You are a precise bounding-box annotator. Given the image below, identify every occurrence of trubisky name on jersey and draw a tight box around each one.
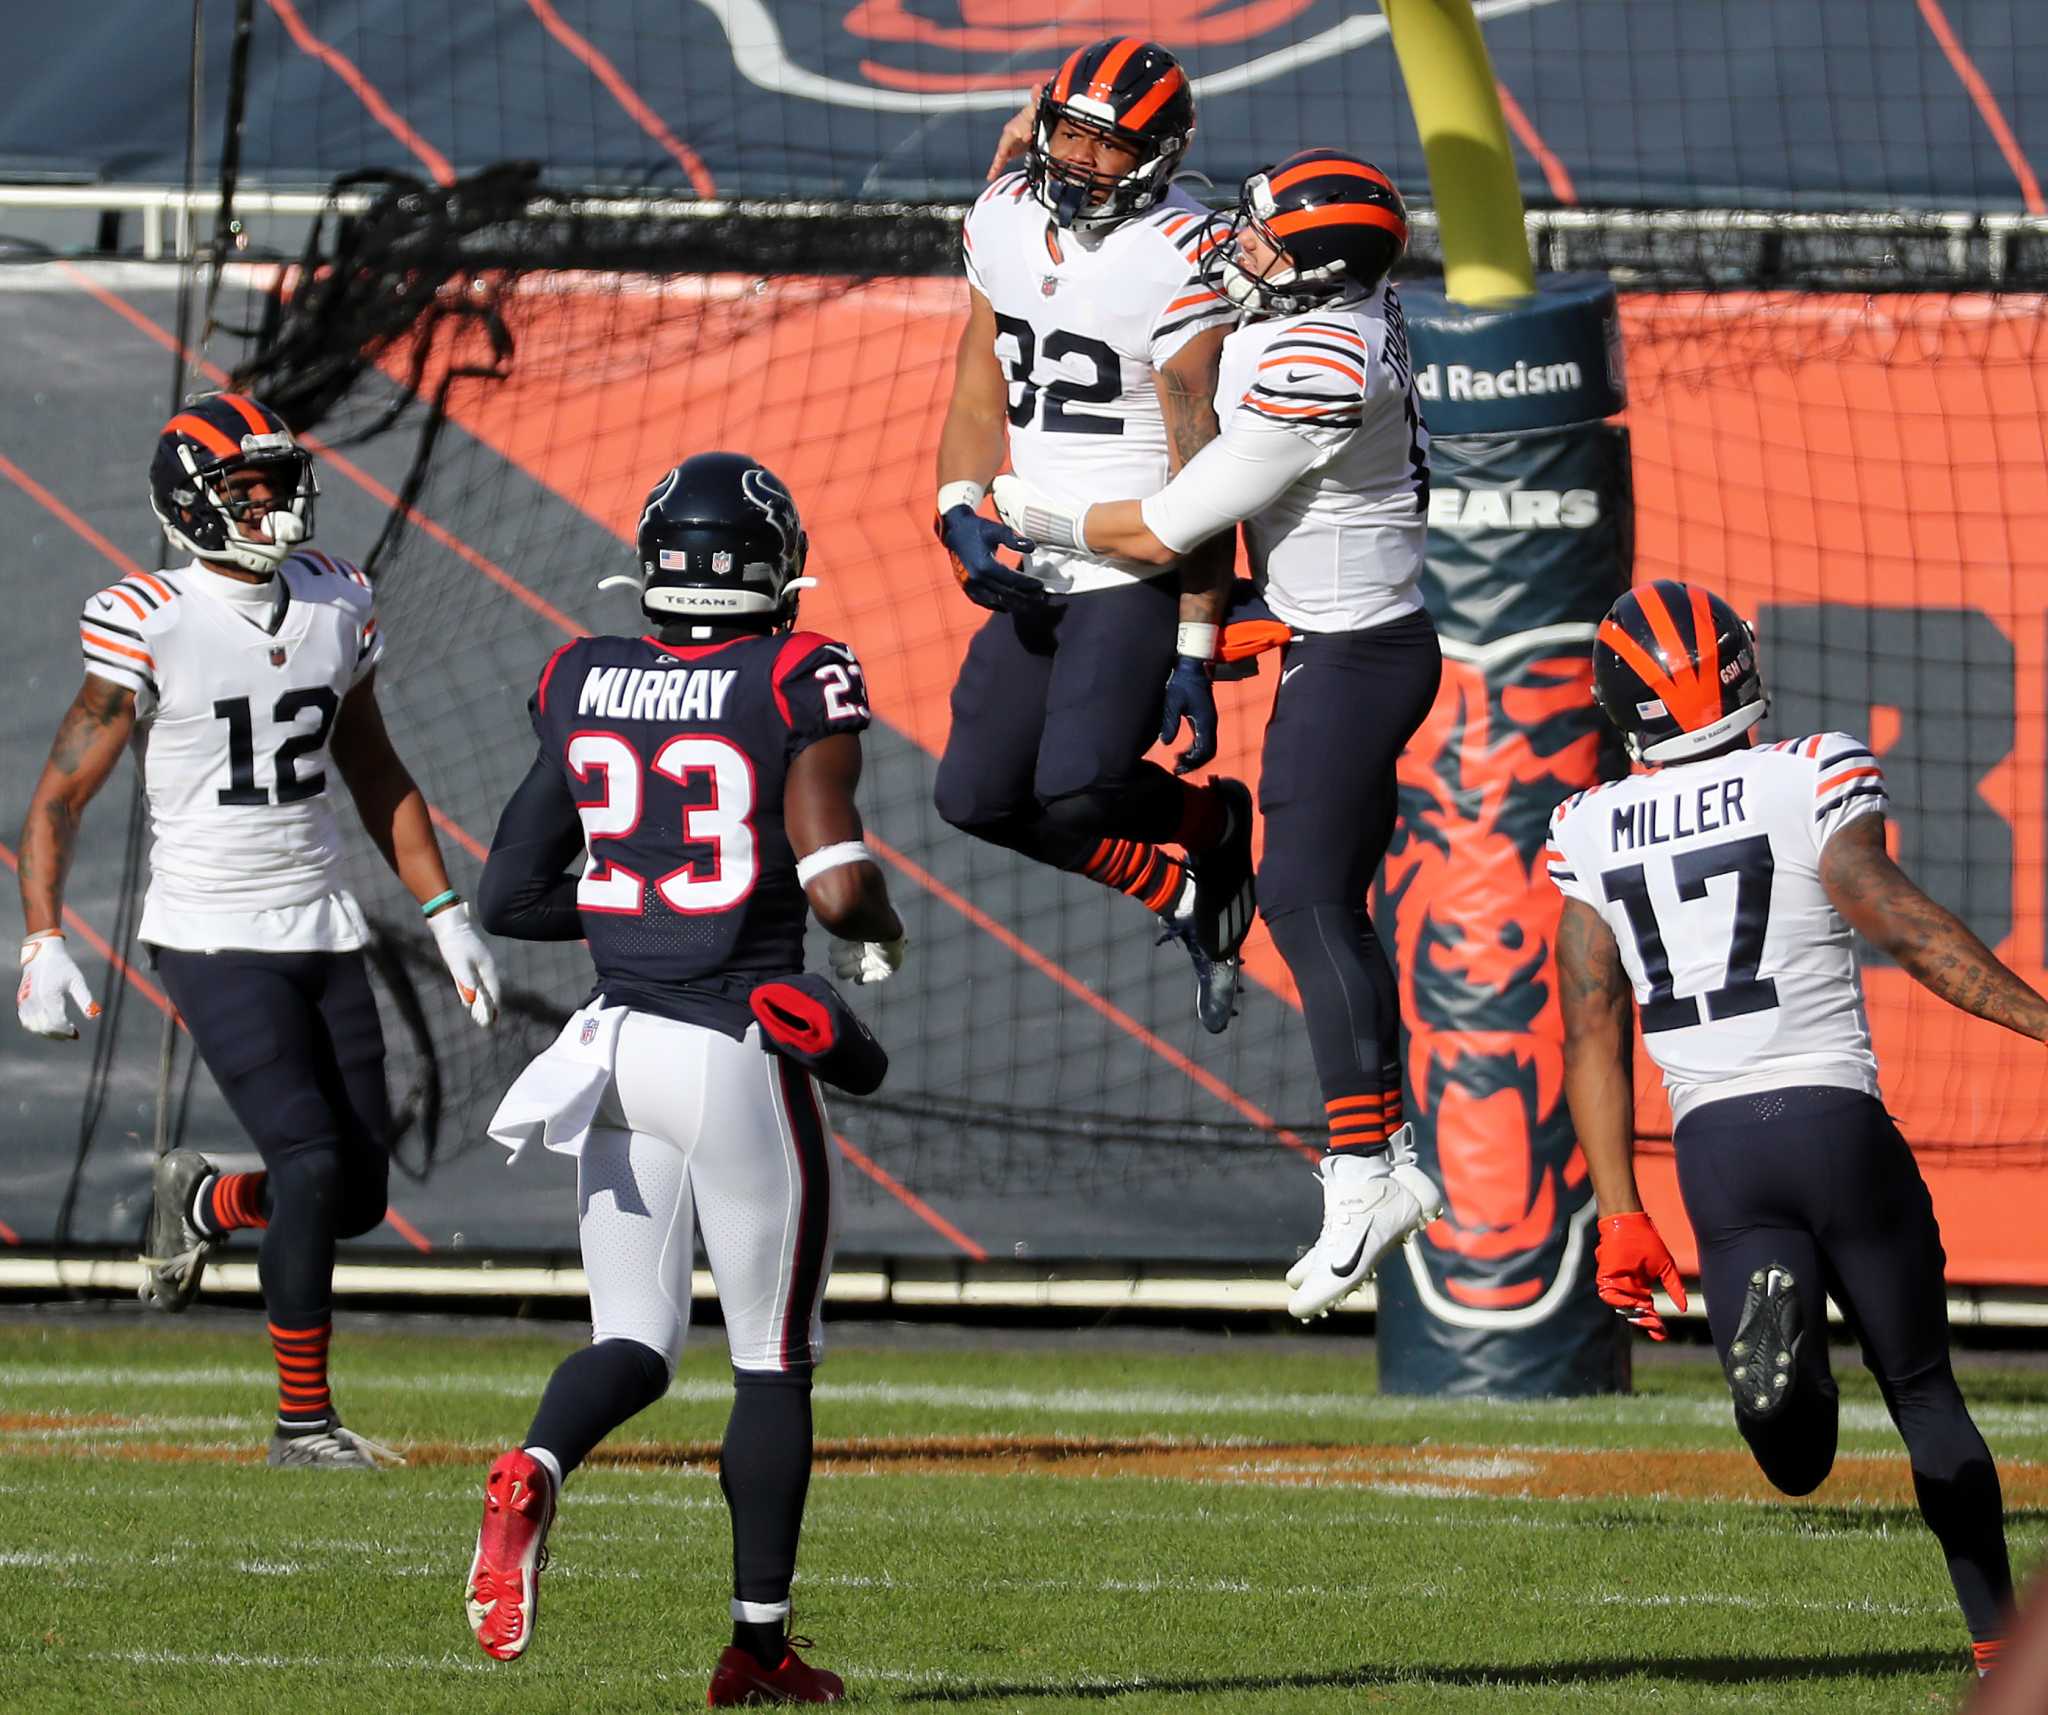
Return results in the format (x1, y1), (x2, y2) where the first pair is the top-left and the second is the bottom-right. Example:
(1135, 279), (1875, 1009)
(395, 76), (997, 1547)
(1610, 779), (1747, 851)
(577, 664), (738, 724)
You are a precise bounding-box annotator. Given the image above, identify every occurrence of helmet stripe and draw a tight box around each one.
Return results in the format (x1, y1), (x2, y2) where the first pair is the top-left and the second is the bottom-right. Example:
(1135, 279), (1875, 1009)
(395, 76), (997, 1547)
(1089, 37), (1145, 102)
(1598, 618), (1683, 712)
(217, 394), (272, 434)
(163, 412), (240, 458)
(1050, 46), (1087, 103)
(1632, 585), (1719, 729)
(1119, 63), (1186, 130)
(1269, 158), (1397, 198)
(1268, 204), (1409, 243)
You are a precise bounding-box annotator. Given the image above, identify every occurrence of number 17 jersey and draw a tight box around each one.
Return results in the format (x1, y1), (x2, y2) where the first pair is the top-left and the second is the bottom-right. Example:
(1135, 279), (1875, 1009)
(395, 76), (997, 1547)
(1547, 733), (1888, 1123)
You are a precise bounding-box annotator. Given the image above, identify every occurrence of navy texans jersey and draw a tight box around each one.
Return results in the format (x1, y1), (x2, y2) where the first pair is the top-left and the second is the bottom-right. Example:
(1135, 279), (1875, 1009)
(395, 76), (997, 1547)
(485, 628), (871, 1032)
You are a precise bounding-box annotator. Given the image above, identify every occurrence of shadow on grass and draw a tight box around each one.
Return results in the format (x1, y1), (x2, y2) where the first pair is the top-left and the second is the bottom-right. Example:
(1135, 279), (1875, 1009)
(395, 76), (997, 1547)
(900, 1648), (1965, 1703)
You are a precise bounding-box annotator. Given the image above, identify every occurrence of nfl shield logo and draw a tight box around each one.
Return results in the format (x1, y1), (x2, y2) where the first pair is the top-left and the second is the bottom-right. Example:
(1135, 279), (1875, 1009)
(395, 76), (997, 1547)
(1040, 276), (1059, 298)
(712, 549), (734, 575)
(579, 1016), (600, 1046)
(268, 646), (288, 668)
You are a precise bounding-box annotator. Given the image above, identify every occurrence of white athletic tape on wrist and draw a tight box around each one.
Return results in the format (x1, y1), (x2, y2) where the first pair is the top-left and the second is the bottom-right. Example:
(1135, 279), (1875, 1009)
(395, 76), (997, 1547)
(1176, 622), (1219, 662)
(795, 841), (873, 887)
(936, 480), (987, 516)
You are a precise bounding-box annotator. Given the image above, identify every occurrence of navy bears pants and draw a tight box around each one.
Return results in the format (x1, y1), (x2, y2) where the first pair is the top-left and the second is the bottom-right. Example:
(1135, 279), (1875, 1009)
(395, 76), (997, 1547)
(1675, 1085), (2011, 1641)
(934, 578), (1189, 868)
(1256, 612), (1441, 1143)
(153, 945), (393, 1327)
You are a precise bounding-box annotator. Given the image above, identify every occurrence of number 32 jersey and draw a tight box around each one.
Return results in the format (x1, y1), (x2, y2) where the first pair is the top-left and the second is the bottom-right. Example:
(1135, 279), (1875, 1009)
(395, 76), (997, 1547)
(1547, 734), (1889, 1123)
(79, 553), (382, 953)
(527, 629), (871, 1023)
(963, 171), (1236, 592)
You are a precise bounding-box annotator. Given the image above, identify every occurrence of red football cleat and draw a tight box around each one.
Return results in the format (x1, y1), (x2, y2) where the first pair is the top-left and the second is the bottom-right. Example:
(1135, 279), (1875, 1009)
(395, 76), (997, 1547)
(465, 1449), (556, 1661)
(706, 1641), (845, 1705)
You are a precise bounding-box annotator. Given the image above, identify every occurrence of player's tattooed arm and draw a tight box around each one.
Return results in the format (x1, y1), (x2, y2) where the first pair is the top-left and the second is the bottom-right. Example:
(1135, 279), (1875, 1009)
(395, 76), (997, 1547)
(1555, 896), (1646, 1216)
(1820, 812), (2048, 1041)
(330, 672), (459, 908)
(1157, 329), (1233, 627)
(18, 677), (136, 936)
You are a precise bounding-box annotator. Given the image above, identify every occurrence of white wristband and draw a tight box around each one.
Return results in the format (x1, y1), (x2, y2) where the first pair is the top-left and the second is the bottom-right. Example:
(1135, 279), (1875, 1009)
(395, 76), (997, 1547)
(796, 841), (874, 886)
(1176, 622), (1219, 662)
(936, 480), (987, 516)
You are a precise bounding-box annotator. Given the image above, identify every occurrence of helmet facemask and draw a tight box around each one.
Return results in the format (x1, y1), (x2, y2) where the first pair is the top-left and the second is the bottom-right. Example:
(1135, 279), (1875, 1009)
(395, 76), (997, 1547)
(1205, 174), (1353, 320)
(1026, 98), (1188, 232)
(155, 443), (319, 577)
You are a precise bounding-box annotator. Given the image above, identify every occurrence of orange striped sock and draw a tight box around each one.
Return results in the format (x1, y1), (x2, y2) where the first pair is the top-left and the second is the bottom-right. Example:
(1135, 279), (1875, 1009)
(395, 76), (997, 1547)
(1079, 838), (1187, 915)
(1972, 1638), (2003, 1675)
(270, 1320), (333, 1430)
(1326, 1090), (1404, 1152)
(206, 1171), (269, 1233)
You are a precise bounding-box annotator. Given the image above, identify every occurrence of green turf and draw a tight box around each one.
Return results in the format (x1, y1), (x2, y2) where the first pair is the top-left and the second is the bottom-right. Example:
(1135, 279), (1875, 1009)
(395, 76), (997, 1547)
(0, 1313), (2038, 1713)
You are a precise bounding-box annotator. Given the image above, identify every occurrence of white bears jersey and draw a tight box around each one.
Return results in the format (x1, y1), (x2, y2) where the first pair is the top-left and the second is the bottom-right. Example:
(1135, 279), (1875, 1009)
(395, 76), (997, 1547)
(1548, 734), (1890, 1124)
(1210, 283), (1429, 633)
(79, 551), (384, 952)
(963, 170), (1236, 593)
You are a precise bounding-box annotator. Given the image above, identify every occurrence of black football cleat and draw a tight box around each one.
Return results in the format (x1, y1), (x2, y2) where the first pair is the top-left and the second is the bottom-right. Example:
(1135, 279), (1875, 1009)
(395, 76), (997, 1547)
(1725, 1264), (1802, 1419)
(1189, 778), (1256, 966)
(139, 1149), (220, 1313)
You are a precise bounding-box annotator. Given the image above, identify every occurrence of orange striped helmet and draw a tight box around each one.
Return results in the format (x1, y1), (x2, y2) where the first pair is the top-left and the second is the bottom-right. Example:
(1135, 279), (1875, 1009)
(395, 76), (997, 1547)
(1207, 149), (1408, 319)
(150, 392), (317, 575)
(1027, 38), (1193, 231)
(1593, 581), (1769, 763)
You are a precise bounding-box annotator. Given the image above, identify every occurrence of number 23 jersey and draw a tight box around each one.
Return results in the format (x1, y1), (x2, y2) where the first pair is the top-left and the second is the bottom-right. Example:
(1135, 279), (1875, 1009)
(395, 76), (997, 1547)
(964, 172), (1235, 592)
(527, 628), (871, 1017)
(1547, 734), (1888, 1122)
(79, 552), (382, 952)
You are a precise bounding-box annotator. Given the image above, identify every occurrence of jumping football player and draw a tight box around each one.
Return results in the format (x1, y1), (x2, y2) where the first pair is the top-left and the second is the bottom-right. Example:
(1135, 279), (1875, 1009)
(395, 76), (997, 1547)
(935, 36), (1256, 1033)
(16, 392), (500, 1468)
(1552, 580), (2023, 1670)
(464, 453), (902, 1704)
(992, 152), (1443, 1318)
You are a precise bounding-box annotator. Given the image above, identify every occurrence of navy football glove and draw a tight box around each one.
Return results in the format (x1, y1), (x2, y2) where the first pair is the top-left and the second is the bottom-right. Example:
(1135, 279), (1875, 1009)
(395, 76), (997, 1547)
(1159, 655), (1218, 775)
(936, 504), (1050, 615)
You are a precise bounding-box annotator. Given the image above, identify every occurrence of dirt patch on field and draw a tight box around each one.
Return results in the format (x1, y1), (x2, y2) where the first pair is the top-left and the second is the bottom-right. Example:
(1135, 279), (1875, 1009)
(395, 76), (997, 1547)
(7, 1425), (2048, 1509)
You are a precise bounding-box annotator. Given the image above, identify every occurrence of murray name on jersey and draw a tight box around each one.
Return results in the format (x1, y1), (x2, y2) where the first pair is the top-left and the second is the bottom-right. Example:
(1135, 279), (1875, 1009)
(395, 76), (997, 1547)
(1548, 733), (1887, 1123)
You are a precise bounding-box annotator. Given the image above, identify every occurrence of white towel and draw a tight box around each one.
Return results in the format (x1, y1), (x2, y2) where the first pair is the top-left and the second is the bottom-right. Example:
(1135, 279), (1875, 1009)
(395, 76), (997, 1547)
(487, 1003), (628, 1163)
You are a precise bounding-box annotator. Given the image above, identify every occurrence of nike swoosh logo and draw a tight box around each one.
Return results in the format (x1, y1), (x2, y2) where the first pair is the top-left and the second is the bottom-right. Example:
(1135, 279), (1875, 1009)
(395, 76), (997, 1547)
(1327, 1233), (1370, 1278)
(821, 643), (856, 662)
(1282, 663), (1305, 684)
(93, 596), (114, 611)
(1285, 369), (1313, 383)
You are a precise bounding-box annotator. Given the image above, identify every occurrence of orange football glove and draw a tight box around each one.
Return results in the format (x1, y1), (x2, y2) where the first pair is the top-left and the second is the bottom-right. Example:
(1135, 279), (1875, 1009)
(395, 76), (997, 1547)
(1595, 1211), (1689, 1341)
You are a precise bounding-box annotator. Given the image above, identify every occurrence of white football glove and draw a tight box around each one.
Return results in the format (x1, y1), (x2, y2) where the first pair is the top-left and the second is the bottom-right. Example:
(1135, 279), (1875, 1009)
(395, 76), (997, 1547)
(830, 933), (908, 986)
(427, 901), (500, 1028)
(17, 932), (99, 1040)
(991, 473), (1091, 554)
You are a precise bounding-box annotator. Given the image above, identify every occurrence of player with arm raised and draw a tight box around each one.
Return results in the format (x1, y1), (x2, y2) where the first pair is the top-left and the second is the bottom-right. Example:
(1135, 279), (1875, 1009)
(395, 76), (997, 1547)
(1551, 581), (2020, 1671)
(464, 454), (899, 1705)
(16, 393), (498, 1469)
(934, 37), (1255, 1033)
(994, 153), (1444, 1317)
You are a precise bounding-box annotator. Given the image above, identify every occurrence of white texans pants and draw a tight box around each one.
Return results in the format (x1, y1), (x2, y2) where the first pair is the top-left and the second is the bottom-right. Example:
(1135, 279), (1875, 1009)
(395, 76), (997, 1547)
(579, 1010), (839, 1374)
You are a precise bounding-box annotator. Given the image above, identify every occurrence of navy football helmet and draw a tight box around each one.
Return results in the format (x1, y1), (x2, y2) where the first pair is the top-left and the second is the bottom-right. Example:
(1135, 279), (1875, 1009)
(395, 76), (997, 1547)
(1593, 581), (1768, 763)
(606, 453), (812, 628)
(149, 393), (317, 575)
(1026, 37), (1193, 231)
(1205, 150), (1409, 319)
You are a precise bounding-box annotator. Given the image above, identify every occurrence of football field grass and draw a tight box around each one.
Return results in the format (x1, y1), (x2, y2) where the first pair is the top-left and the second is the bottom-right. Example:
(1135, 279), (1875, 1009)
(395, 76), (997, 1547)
(1, 1307), (2043, 1713)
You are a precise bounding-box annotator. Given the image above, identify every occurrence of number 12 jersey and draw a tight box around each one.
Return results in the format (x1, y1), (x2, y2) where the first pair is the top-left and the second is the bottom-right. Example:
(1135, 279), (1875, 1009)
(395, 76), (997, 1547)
(1547, 734), (1889, 1123)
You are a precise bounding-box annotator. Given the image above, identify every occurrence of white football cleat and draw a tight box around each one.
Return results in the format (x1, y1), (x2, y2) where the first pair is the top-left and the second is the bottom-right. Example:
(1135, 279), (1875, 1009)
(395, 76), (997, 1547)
(1287, 1124), (1443, 1320)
